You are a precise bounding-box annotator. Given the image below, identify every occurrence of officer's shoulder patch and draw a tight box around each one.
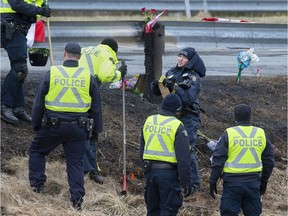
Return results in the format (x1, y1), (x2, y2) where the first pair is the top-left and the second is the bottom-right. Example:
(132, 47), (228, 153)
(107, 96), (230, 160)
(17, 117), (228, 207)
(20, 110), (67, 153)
(182, 129), (188, 137)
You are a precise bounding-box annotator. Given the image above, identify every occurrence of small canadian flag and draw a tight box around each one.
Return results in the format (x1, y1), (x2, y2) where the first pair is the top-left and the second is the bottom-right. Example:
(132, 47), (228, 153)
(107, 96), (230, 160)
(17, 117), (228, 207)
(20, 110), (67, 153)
(201, 17), (250, 23)
(26, 20), (46, 48)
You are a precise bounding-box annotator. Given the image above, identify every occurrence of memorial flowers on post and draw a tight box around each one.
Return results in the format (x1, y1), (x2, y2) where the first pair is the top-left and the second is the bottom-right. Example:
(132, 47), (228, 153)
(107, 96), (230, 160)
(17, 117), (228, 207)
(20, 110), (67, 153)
(236, 48), (259, 84)
(141, 7), (168, 33)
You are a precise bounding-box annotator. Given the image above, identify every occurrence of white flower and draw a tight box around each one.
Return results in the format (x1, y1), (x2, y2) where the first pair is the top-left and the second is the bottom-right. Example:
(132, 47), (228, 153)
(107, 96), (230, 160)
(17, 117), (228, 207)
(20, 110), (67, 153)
(251, 54), (259, 62)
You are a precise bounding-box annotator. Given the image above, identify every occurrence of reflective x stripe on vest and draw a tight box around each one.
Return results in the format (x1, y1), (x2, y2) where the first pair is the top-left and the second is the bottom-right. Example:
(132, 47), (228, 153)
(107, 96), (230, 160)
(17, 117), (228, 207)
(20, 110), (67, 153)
(143, 115), (181, 163)
(224, 126), (266, 173)
(80, 45), (120, 83)
(1, 0), (42, 13)
(45, 66), (92, 112)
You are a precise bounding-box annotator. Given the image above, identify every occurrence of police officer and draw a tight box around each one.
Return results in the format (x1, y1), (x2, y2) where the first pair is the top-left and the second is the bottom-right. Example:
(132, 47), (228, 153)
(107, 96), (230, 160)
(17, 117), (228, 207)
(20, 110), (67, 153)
(209, 104), (275, 216)
(140, 93), (192, 216)
(28, 42), (102, 210)
(1, 0), (51, 124)
(79, 37), (127, 184)
(151, 47), (206, 194)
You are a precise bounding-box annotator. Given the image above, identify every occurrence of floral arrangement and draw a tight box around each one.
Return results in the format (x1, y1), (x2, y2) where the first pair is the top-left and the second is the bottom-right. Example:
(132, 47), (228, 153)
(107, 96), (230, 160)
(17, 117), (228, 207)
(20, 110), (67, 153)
(236, 48), (259, 83)
(141, 7), (168, 33)
(141, 7), (156, 24)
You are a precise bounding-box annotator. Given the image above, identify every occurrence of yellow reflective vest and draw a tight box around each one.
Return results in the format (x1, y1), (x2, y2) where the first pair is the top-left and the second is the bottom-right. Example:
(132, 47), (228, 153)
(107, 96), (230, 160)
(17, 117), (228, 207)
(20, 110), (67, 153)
(224, 126), (266, 173)
(79, 44), (121, 83)
(143, 114), (182, 163)
(0, 0), (43, 13)
(45, 66), (92, 112)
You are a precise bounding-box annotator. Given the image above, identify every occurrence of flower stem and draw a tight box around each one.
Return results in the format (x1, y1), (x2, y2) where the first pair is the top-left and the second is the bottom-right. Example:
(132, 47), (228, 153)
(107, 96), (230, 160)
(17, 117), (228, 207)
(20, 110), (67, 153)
(236, 64), (243, 84)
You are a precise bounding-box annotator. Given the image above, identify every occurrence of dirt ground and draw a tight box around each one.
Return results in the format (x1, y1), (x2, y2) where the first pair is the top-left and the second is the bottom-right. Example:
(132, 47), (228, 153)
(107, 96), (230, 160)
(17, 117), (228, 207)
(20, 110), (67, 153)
(1, 75), (287, 214)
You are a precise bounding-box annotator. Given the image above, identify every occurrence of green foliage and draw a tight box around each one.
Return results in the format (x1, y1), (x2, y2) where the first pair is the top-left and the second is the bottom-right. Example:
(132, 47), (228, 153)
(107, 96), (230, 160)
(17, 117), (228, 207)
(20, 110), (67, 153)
(28, 48), (50, 57)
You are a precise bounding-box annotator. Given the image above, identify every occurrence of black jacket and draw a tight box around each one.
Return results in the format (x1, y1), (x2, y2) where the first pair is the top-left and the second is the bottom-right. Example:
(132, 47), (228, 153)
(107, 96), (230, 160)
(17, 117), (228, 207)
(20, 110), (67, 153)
(31, 60), (103, 135)
(209, 122), (275, 184)
(2, 0), (44, 25)
(139, 110), (191, 186)
(151, 52), (206, 115)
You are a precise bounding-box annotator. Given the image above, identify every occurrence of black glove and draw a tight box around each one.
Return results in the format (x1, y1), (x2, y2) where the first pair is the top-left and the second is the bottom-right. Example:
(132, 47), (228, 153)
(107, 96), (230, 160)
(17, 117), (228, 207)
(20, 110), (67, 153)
(163, 78), (175, 91)
(182, 184), (192, 198)
(259, 181), (267, 196)
(118, 64), (127, 78)
(39, 7), (51, 17)
(91, 133), (98, 143)
(150, 80), (161, 96)
(209, 182), (217, 199)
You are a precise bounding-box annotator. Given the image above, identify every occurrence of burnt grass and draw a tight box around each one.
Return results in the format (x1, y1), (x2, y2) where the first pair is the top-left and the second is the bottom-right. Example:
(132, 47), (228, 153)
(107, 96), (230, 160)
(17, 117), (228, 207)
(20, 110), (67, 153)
(1, 75), (287, 202)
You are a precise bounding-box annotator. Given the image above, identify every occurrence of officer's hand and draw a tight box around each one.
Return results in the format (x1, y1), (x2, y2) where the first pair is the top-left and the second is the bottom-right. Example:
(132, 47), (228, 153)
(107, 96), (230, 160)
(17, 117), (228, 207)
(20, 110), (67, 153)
(90, 133), (98, 143)
(163, 79), (175, 90)
(209, 182), (217, 199)
(182, 184), (192, 197)
(39, 7), (51, 17)
(118, 64), (127, 78)
(259, 181), (267, 196)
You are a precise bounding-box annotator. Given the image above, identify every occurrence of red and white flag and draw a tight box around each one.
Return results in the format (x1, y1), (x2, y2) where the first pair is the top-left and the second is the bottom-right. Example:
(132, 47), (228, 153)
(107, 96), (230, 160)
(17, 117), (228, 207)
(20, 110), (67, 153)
(201, 17), (250, 23)
(26, 20), (46, 47)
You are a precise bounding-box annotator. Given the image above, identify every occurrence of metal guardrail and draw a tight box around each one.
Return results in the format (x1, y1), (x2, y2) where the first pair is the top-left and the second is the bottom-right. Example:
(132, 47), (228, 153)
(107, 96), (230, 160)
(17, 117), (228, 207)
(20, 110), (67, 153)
(49, 0), (287, 12)
(43, 21), (287, 49)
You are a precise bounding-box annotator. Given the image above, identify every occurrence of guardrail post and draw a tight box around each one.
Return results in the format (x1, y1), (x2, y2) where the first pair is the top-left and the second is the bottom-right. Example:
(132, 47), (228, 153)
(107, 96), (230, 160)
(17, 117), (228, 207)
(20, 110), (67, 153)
(184, 0), (191, 18)
(143, 22), (165, 103)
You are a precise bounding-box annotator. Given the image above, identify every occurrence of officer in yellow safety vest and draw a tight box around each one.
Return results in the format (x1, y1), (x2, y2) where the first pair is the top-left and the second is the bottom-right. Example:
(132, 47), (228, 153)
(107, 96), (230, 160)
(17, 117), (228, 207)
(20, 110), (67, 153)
(209, 104), (275, 216)
(28, 42), (102, 211)
(79, 37), (127, 84)
(1, 0), (51, 124)
(79, 37), (127, 184)
(140, 94), (192, 216)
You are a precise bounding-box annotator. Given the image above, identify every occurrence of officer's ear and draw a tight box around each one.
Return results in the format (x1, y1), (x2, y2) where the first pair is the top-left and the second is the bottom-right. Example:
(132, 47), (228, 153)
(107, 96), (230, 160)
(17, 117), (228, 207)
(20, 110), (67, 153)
(76, 54), (81, 60)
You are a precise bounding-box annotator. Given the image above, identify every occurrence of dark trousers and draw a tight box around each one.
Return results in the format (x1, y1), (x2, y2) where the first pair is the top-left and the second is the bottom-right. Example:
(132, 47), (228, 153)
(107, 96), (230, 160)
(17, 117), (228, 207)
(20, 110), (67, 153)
(220, 181), (262, 216)
(144, 169), (183, 216)
(180, 114), (201, 185)
(83, 140), (99, 174)
(1, 27), (27, 108)
(28, 124), (87, 204)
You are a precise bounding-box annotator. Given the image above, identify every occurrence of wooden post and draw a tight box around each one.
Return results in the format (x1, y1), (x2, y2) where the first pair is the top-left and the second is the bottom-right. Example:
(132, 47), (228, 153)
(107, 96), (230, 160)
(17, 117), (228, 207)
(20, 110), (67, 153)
(143, 22), (165, 103)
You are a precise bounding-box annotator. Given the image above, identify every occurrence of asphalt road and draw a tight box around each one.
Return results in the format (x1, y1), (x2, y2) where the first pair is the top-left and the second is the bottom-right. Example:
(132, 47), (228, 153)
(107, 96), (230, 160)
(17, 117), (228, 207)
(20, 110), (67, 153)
(1, 43), (287, 79)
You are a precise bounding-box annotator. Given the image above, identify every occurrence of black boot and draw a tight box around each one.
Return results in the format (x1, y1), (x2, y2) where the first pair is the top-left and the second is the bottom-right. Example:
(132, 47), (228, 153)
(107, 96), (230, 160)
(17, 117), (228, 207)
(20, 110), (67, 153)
(33, 184), (45, 194)
(89, 172), (104, 184)
(1, 105), (19, 124)
(72, 201), (82, 211)
(13, 107), (32, 123)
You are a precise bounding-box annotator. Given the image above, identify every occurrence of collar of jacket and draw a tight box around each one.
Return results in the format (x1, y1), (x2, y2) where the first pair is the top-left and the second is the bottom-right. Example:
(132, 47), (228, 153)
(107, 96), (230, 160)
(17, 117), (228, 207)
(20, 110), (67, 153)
(63, 60), (79, 67)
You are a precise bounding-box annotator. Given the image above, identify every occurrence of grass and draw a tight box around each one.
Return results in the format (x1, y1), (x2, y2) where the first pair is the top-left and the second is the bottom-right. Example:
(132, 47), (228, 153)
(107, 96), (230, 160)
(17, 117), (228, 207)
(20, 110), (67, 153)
(1, 156), (287, 216)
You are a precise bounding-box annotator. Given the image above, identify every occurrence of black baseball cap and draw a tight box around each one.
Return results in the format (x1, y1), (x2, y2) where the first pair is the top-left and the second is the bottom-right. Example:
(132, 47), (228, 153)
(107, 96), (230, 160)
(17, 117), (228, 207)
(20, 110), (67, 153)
(64, 42), (81, 55)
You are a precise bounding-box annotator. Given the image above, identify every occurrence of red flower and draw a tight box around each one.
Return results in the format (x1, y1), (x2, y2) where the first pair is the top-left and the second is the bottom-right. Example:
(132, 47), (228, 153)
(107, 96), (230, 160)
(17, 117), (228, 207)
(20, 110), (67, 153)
(150, 9), (156, 14)
(141, 7), (146, 13)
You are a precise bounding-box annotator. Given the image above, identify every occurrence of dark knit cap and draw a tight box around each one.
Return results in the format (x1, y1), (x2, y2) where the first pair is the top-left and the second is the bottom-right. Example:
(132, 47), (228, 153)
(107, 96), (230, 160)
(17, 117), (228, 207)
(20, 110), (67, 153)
(178, 47), (196, 61)
(65, 42), (81, 55)
(234, 104), (251, 122)
(101, 37), (118, 53)
(161, 94), (182, 113)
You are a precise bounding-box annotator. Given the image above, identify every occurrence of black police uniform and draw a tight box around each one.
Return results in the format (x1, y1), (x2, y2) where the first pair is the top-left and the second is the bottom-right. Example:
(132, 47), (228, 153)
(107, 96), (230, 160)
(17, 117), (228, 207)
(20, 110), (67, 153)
(210, 112), (275, 215)
(139, 108), (191, 216)
(1, 0), (50, 123)
(28, 59), (102, 208)
(151, 47), (206, 190)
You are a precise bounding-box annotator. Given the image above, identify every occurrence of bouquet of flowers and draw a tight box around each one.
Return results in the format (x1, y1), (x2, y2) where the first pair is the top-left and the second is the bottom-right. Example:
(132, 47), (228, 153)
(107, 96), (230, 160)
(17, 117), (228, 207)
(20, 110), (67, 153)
(236, 48), (259, 83)
(141, 7), (168, 33)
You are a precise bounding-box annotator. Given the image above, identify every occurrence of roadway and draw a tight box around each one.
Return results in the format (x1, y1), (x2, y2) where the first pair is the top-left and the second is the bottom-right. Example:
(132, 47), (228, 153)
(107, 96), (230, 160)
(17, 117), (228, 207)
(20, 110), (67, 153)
(1, 44), (287, 79)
